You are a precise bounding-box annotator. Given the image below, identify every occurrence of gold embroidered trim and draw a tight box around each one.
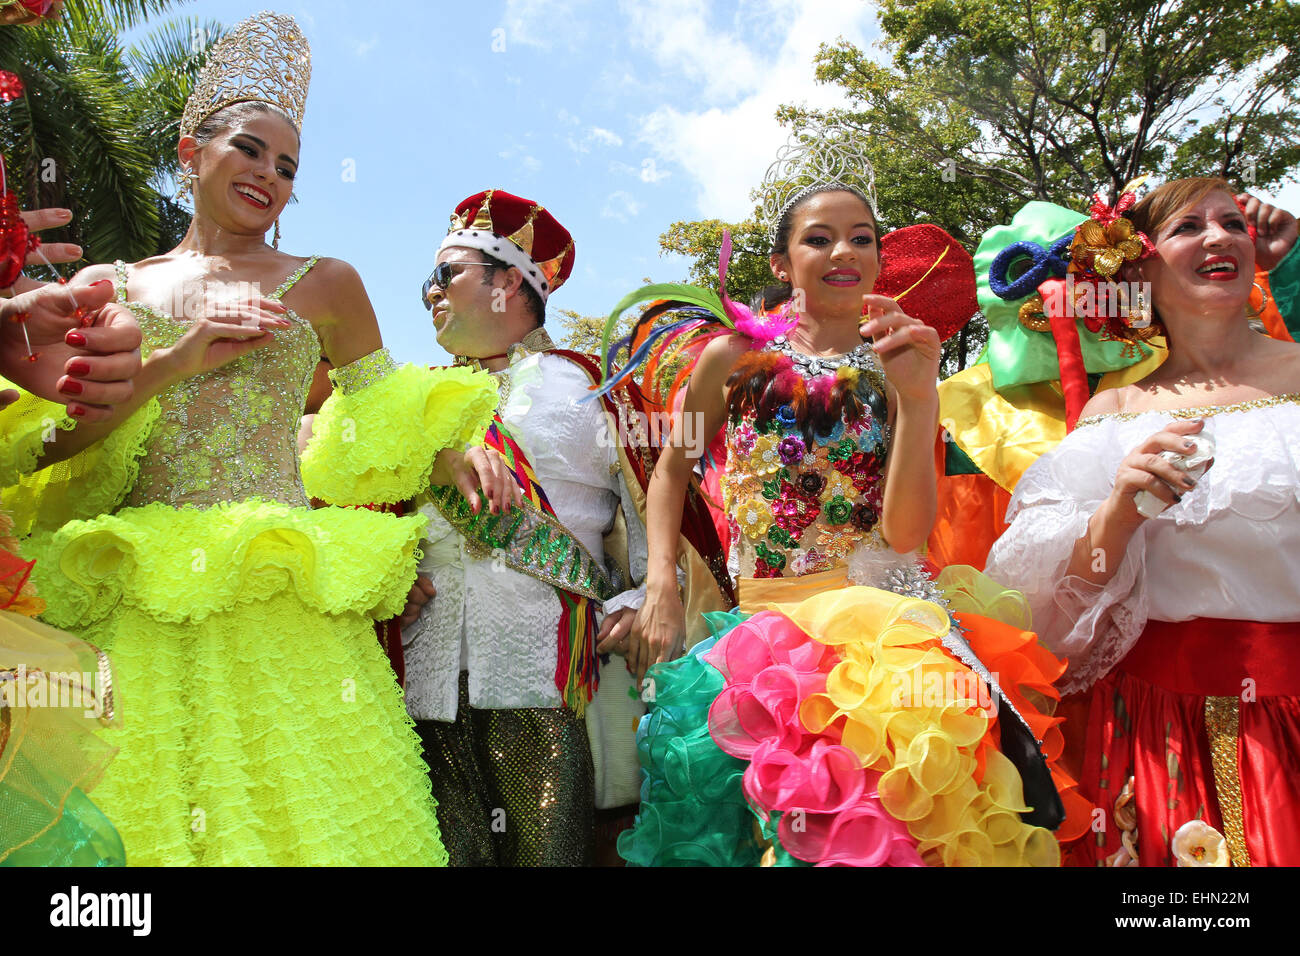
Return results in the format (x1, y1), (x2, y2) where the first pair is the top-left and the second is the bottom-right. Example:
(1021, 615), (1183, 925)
(329, 347), (397, 394)
(1076, 392), (1300, 428)
(1204, 695), (1251, 867)
(93, 645), (115, 724)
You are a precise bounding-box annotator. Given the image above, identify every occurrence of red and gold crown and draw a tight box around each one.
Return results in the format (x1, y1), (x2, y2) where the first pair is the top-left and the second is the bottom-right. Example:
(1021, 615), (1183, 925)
(439, 189), (574, 303)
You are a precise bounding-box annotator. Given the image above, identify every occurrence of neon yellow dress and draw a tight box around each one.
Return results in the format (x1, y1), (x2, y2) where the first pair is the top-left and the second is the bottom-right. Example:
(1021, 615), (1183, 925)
(3, 259), (497, 865)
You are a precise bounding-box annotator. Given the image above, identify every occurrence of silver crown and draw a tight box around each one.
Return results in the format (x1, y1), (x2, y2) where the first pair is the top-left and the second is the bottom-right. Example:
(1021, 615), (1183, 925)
(756, 126), (878, 240)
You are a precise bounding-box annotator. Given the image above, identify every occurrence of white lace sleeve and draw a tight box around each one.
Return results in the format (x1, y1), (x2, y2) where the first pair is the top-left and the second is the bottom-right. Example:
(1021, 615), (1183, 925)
(986, 420), (1149, 694)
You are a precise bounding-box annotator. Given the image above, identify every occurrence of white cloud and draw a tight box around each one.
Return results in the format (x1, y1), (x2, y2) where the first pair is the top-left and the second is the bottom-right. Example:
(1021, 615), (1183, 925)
(565, 126), (626, 155)
(352, 34), (378, 57)
(503, 0), (593, 50)
(499, 143), (542, 174)
(602, 190), (643, 221)
(628, 0), (881, 219)
(639, 157), (670, 183)
(619, 0), (763, 103)
(589, 126), (623, 148)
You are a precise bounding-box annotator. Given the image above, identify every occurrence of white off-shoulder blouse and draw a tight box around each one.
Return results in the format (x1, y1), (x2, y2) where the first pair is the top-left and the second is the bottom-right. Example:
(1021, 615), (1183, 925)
(986, 395), (1300, 694)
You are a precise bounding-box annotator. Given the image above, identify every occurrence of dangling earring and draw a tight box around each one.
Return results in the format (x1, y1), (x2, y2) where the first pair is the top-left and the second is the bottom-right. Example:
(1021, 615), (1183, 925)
(1246, 281), (1269, 318)
(1125, 287), (1153, 329)
(273, 218), (281, 250)
(778, 272), (788, 282)
(176, 166), (196, 204)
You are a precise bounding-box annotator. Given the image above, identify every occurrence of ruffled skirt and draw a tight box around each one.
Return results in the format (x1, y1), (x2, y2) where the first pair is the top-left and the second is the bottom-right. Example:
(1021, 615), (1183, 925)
(26, 499), (448, 866)
(620, 578), (1082, 867)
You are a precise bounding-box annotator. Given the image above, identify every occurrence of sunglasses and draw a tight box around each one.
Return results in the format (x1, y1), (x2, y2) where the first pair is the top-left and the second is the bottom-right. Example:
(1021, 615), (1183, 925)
(421, 260), (498, 310)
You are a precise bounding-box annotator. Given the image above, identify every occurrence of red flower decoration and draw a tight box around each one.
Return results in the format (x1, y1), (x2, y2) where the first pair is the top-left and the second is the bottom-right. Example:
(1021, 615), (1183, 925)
(0, 71), (23, 103)
(0, 189), (36, 289)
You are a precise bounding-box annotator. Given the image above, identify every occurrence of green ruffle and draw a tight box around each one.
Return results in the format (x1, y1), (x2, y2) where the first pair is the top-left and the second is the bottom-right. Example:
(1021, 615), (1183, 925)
(1, 787), (125, 867)
(26, 499), (428, 630)
(301, 363), (497, 506)
(618, 610), (765, 867)
(3, 399), (160, 538)
(0, 385), (75, 488)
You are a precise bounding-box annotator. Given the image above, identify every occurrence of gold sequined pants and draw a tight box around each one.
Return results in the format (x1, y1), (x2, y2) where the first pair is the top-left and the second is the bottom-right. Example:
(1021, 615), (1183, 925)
(415, 673), (594, 866)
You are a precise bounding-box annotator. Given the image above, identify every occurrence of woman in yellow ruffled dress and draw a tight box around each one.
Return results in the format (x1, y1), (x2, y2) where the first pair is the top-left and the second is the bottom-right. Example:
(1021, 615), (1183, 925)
(615, 157), (1076, 866)
(1, 13), (498, 865)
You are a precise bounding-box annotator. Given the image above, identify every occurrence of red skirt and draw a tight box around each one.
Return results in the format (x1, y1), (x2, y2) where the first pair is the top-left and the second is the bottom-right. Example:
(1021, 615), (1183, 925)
(1066, 618), (1300, 866)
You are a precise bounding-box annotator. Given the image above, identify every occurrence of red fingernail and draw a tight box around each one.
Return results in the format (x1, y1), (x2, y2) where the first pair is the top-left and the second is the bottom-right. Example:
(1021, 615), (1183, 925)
(58, 378), (83, 395)
(67, 359), (90, 376)
(65, 331), (86, 347)
(90, 279), (113, 289)
(68, 404), (86, 418)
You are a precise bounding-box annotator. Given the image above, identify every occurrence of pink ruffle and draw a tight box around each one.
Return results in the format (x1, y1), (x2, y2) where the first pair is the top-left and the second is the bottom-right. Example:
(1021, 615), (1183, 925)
(704, 611), (923, 867)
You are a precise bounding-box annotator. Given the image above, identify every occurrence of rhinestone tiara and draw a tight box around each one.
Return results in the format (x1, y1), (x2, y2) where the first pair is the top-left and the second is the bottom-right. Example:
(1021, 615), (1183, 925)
(179, 11), (311, 142)
(756, 126), (878, 241)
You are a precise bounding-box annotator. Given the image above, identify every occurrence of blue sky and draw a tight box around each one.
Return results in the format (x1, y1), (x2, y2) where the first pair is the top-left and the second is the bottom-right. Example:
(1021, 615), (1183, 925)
(135, 0), (1299, 367)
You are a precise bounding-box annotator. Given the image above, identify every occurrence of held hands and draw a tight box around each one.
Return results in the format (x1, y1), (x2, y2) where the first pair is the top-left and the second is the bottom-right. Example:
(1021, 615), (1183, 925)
(594, 607), (637, 658)
(431, 445), (524, 515)
(398, 575), (436, 629)
(1237, 193), (1297, 272)
(625, 585), (686, 685)
(0, 279), (142, 422)
(859, 294), (941, 401)
(1105, 419), (1213, 527)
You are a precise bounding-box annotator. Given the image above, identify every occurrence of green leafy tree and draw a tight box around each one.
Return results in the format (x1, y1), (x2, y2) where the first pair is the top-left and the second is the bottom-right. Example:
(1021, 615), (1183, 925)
(796, 0), (1299, 224)
(664, 0), (1300, 374)
(0, 0), (221, 269)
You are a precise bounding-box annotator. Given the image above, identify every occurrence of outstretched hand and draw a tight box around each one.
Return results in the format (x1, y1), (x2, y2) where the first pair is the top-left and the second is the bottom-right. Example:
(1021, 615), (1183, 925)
(859, 294), (941, 401)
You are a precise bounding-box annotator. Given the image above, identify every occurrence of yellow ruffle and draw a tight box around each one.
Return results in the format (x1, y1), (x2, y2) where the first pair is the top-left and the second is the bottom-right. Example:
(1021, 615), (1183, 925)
(0, 385), (75, 488)
(25, 499), (428, 630)
(3, 399), (161, 538)
(301, 363), (497, 506)
(779, 586), (1060, 866)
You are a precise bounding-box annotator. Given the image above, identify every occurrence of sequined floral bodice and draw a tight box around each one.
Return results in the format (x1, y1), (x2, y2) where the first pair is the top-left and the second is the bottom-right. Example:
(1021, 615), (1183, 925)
(721, 346), (890, 579)
(114, 258), (322, 510)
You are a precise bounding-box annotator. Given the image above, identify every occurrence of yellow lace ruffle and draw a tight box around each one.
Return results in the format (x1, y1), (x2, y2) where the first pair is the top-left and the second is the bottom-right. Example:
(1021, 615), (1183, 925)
(3, 399), (161, 538)
(0, 386), (75, 488)
(25, 499), (428, 630)
(81, 588), (447, 865)
(785, 587), (1061, 866)
(301, 363), (497, 506)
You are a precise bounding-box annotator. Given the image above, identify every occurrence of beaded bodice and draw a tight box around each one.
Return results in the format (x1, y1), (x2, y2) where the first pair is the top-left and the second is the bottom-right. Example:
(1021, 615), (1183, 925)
(721, 343), (890, 579)
(113, 257), (322, 510)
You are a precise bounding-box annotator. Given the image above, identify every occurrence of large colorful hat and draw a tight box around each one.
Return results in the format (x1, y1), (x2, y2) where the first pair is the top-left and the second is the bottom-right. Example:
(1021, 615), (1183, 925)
(439, 189), (575, 304)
